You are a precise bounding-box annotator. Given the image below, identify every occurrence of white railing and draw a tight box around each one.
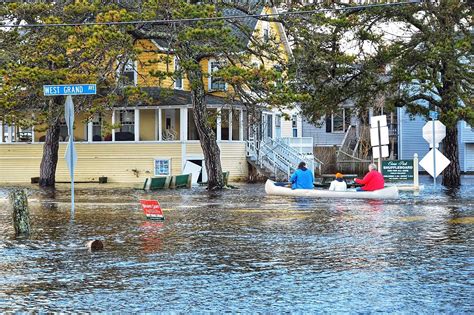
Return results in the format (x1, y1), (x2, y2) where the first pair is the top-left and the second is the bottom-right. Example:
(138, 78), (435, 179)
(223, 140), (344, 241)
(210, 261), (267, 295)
(246, 137), (323, 179)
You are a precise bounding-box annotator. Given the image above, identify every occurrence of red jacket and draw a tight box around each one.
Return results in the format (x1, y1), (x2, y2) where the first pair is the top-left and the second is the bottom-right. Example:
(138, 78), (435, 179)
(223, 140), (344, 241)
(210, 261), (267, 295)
(355, 170), (385, 191)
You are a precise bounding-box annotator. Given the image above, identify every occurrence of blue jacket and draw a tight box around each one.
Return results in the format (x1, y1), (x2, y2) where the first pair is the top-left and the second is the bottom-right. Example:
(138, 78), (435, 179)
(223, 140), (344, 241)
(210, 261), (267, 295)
(290, 168), (314, 189)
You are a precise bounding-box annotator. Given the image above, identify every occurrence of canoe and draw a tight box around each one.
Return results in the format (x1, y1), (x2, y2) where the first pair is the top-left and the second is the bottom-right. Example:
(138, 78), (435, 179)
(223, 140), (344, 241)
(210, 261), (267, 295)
(265, 180), (399, 199)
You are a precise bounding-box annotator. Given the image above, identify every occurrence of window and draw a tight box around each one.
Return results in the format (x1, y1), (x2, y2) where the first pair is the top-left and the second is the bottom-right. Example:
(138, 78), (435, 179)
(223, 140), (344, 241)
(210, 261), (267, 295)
(117, 110), (135, 141)
(292, 114), (298, 137)
(263, 22), (270, 42)
(174, 57), (183, 89)
(118, 59), (136, 86)
(59, 121), (68, 141)
(209, 60), (226, 91)
(92, 113), (102, 141)
(326, 108), (351, 133)
(154, 159), (170, 176)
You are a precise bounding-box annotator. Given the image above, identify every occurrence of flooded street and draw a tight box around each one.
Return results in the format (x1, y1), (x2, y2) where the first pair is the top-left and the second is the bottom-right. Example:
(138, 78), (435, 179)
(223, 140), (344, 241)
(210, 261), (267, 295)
(0, 176), (473, 313)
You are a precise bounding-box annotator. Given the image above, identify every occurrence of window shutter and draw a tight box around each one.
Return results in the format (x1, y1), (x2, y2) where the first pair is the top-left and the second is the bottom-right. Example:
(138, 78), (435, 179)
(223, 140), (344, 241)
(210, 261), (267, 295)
(326, 115), (332, 133)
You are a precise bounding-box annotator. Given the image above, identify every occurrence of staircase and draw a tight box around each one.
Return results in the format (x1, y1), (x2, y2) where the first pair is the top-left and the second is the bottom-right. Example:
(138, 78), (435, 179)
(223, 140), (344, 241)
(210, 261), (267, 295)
(246, 137), (323, 181)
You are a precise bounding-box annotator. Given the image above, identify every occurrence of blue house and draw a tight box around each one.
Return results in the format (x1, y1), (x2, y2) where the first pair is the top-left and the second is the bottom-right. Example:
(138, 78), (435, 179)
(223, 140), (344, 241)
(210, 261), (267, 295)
(397, 107), (474, 172)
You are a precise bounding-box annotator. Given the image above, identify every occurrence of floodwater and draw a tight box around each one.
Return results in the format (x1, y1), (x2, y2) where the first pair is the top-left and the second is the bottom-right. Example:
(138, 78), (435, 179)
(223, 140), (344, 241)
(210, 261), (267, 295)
(0, 176), (473, 313)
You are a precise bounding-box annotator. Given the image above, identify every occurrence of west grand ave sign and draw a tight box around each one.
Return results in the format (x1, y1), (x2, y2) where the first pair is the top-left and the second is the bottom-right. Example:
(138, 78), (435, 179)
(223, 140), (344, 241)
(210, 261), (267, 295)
(43, 84), (96, 96)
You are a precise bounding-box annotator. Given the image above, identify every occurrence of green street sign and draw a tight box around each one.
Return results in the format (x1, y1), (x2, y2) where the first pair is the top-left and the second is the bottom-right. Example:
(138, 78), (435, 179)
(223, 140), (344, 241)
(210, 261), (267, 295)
(382, 160), (414, 180)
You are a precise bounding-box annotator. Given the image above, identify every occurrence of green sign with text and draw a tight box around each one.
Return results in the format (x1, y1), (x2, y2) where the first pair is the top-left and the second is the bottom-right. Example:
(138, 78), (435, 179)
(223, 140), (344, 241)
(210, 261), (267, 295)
(382, 160), (414, 180)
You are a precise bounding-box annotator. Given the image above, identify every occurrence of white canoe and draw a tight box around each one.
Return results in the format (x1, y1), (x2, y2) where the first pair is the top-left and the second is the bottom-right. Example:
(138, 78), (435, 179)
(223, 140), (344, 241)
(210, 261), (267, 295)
(265, 180), (399, 199)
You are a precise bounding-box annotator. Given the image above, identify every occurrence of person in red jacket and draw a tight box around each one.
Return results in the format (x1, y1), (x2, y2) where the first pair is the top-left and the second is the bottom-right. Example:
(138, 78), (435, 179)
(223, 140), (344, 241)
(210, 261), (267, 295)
(355, 163), (385, 191)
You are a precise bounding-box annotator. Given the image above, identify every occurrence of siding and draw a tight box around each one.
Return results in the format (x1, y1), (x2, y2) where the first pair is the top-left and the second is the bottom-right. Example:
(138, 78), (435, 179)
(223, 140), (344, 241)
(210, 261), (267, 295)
(398, 108), (430, 161)
(302, 120), (344, 146)
(460, 121), (474, 143)
(0, 142), (248, 183)
(465, 144), (474, 171)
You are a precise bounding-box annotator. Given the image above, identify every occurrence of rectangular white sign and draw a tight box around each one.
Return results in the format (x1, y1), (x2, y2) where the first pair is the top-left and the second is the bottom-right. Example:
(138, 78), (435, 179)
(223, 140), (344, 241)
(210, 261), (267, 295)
(372, 145), (389, 159)
(370, 126), (390, 146)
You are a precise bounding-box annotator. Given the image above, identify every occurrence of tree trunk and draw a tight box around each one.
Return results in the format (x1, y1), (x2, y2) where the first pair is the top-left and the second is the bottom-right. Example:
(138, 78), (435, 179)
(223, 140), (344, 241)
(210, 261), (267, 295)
(187, 68), (224, 190)
(441, 125), (461, 187)
(39, 118), (61, 188)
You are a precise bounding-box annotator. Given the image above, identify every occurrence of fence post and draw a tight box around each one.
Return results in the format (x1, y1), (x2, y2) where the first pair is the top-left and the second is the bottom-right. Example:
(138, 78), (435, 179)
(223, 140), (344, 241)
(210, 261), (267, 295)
(9, 189), (30, 236)
(413, 153), (419, 189)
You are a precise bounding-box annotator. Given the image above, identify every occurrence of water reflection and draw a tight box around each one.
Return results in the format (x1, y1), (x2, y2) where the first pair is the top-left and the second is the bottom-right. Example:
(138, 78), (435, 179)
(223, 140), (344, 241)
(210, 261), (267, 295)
(0, 176), (473, 312)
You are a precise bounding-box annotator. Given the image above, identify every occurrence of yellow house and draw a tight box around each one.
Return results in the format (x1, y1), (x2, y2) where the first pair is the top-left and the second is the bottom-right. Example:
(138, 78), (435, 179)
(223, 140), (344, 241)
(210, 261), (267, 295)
(0, 5), (293, 184)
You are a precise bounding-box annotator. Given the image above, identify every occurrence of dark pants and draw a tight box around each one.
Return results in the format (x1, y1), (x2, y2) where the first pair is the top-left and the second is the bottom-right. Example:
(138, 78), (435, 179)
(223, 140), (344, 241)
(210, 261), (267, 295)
(274, 182), (290, 187)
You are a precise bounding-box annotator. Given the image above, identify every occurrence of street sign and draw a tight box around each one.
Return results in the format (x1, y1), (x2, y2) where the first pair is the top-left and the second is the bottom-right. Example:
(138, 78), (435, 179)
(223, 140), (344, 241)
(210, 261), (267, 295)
(422, 121), (446, 148)
(429, 110), (439, 120)
(372, 145), (389, 159)
(370, 115), (387, 128)
(370, 125), (389, 146)
(43, 84), (97, 96)
(419, 148), (450, 178)
(140, 199), (165, 220)
(382, 160), (414, 180)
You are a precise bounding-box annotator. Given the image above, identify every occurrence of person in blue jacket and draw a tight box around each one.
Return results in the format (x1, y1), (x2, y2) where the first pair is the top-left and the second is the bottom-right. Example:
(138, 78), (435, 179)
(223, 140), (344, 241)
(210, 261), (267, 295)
(290, 162), (314, 189)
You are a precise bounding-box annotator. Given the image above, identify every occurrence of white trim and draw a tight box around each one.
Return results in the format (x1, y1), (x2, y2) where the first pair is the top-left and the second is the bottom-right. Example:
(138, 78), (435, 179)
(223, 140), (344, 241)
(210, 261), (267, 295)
(153, 158), (172, 176)
(31, 125), (35, 144)
(180, 107), (188, 141)
(111, 110), (116, 142)
(87, 121), (93, 143)
(134, 108), (140, 142)
(7, 125), (12, 143)
(216, 107), (222, 141)
(229, 110), (233, 141)
(158, 108), (162, 141)
(0, 121), (3, 143)
(239, 110), (244, 141)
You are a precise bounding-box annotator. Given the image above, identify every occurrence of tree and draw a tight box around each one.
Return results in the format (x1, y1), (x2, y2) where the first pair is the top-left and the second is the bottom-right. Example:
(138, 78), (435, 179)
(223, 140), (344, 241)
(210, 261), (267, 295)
(0, 2), (137, 187)
(132, 0), (287, 189)
(286, 0), (473, 187)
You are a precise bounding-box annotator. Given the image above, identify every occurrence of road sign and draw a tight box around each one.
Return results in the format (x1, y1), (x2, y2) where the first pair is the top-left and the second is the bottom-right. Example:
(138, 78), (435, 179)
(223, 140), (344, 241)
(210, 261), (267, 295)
(372, 145), (389, 159)
(429, 110), (438, 120)
(370, 125), (389, 146)
(370, 115), (387, 128)
(422, 121), (446, 148)
(43, 84), (96, 96)
(140, 199), (165, 220)
(419, 148), (450, 178)
(382, 160), (414, 180)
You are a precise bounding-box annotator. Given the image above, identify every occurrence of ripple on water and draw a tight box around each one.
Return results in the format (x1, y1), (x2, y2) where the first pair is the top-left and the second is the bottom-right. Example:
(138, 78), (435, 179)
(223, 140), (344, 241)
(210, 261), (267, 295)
(0, 177), (473, 312)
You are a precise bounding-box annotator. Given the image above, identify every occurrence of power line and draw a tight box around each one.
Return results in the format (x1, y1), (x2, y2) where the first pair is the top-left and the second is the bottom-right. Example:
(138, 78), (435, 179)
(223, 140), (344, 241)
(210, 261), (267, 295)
(0, 1), (420, 29)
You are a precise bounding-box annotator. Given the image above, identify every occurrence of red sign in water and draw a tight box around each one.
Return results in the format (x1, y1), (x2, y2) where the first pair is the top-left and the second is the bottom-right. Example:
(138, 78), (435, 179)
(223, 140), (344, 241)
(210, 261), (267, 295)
(140, 199), (164, 220)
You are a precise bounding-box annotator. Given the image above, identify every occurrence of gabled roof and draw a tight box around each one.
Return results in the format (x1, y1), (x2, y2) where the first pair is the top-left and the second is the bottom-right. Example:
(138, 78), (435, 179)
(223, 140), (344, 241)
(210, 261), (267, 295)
(149, 1), (264, 50)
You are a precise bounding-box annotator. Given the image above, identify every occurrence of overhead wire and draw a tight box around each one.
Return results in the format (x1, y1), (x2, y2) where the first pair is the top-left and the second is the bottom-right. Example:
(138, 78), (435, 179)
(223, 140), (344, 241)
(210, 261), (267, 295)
(0, 1), (420, 28)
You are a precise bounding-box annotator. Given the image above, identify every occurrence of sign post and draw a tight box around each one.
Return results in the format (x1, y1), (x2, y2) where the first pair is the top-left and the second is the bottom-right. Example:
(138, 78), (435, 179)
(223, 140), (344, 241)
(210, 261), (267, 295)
(420, 113), (450, 186)
(370, 115), (390, 171)
(43, 84), (96, 217)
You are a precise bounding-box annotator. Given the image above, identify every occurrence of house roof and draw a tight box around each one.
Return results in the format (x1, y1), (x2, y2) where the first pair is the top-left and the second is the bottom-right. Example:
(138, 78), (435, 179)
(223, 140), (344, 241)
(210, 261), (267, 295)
(150, 1), (264, 50)
(135, 87), (240, 106)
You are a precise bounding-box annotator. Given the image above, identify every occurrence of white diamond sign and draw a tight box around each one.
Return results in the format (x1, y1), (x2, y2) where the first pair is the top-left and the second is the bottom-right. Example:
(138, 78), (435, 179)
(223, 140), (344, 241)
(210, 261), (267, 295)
(419, 148), (450, 178)
(422, 121), (446, 148)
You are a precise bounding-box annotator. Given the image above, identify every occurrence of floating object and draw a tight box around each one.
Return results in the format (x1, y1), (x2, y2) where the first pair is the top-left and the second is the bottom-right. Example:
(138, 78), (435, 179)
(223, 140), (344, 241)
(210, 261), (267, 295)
(140, 199), (165, 220)
(265, 180), (399, 199)
(86, 240), (104, 251)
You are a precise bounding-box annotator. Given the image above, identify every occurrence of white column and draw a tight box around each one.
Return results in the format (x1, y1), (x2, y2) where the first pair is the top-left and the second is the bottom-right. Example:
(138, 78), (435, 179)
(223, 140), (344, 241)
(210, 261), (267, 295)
(239, 110), (244, 141)
(180, 107), (188, 141)
(7, 125), (12, 143)
(154, 109), (158, 141)
(158, 108), (162, 141)
(0, 121), (3, 143)
(134, 108), (140, 142)
(228, 110), (233, 141)
(272, 114), (276, 139)
(111, 110), (116, 142)
(216, 108), (222, 141)
(31, 126), (35, 143)
(87, 121), (93, 143)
